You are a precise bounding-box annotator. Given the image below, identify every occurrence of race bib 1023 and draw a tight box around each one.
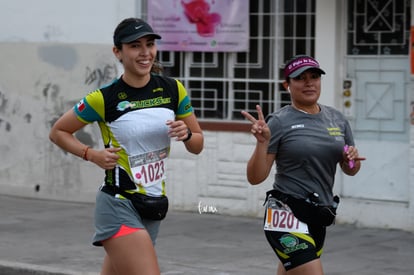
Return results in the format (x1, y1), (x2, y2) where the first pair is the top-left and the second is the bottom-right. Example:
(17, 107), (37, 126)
(128, 147), (169, 188)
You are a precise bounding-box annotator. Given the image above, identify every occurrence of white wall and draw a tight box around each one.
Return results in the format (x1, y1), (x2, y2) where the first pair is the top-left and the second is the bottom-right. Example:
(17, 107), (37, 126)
(315, 0), (338, 107)
(0, 0), (137, 44)
(0, 43), (116, 201)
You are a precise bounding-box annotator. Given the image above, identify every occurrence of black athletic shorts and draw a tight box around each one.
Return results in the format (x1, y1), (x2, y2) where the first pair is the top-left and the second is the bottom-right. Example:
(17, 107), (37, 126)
(263, 190), (329, 271)
(264, 222), (326, 270)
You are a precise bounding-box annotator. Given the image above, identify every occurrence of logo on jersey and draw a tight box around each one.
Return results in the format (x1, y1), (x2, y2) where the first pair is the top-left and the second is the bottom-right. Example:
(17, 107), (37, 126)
(117, 97), (172, 111)
(153, 87), (164, 93)
(117, 101), (134, 111)
(76, 99), (86, 112)
(184, 103), (192, 111)
(326, 127), (343, 136)
(291, 124), (304, 129)
(118, 92), (128, 100)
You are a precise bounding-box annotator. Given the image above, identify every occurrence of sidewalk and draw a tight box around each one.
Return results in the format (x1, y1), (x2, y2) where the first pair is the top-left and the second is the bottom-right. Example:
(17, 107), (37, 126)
(1, 194), (413, 275)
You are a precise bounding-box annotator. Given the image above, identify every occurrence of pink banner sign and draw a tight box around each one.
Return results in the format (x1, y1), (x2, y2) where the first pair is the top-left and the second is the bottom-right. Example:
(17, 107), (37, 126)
(148, 0), (249, 52)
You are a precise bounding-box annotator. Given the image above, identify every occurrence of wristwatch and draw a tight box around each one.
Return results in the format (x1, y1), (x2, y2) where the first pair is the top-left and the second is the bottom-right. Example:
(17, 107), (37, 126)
(182, 128), (192, 142)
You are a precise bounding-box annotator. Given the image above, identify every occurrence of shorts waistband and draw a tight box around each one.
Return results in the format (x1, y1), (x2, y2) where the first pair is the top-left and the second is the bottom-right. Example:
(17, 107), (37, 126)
(265, 190), (290, 202)
(100, 185), (117, 196)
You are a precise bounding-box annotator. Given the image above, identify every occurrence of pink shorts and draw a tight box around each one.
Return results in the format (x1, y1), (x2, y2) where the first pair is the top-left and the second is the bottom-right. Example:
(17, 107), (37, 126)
(111, 224), (141, 239)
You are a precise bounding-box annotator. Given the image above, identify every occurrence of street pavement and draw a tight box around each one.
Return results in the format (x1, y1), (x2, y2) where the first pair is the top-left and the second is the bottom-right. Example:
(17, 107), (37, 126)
(1, 194), (414, 275)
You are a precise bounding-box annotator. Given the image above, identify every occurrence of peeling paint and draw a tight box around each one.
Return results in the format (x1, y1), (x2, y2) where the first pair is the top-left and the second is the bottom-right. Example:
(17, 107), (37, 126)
(38, 45), (77, 70)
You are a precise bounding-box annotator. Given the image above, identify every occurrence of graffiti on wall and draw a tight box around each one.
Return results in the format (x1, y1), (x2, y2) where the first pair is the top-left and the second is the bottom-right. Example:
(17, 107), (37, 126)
(0, 54), (118, 196)
(38, 79), (98, 149)
(0, 88), (33, 133)
(84, 64), (118, 88)
(0, 90), (12, 132)
(0, 83), (47, 188)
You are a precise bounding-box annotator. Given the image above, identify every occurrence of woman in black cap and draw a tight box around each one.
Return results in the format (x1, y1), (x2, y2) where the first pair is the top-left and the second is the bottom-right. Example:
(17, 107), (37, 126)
(50, 18), (203, 275)
(241, 55), (365, 275)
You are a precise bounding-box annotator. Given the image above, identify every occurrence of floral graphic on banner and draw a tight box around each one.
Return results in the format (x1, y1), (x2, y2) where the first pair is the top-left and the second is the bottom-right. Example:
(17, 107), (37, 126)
(181, 0), (221, 37)
(148, 0), (249, 52)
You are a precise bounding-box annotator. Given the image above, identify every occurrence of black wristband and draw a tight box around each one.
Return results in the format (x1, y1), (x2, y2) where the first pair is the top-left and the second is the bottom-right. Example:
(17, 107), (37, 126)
(182, 128), (192, 142)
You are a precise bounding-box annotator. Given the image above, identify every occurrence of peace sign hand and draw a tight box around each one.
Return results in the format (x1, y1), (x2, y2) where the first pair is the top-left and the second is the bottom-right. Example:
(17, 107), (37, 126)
(241, 105), (271, 143)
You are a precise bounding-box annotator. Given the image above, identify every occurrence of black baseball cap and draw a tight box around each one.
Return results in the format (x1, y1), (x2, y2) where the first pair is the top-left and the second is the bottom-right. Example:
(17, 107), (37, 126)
(113, 18), (161, 45)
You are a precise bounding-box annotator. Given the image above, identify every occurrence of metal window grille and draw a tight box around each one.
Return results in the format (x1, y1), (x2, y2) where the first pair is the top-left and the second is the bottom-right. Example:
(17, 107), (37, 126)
(347, 0), (411, 55)
(143, 0), (316, 121)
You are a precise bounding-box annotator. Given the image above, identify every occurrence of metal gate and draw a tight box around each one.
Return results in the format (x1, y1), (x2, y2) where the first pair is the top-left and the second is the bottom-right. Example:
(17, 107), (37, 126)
(342, 0), (411, 202)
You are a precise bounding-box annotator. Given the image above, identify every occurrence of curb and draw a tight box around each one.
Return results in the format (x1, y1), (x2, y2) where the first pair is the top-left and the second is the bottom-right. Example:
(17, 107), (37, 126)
(0, 260), (98, 275)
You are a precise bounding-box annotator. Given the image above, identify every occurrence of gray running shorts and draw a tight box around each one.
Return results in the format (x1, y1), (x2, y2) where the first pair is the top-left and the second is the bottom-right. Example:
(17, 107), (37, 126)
(92, 190), (161, 246)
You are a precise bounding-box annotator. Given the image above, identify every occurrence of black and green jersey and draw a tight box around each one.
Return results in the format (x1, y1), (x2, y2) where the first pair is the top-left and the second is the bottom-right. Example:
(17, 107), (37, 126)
(74, 74), (193, 196)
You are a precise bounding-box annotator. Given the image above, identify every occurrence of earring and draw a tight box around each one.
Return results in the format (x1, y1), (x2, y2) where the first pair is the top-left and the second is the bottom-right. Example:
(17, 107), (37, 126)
(287, 86), (291, 93)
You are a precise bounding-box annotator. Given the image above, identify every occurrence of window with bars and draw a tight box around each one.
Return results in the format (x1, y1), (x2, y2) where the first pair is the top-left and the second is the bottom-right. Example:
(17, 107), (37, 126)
(144, 0), (316, 122)
(347, 0), (411, 55)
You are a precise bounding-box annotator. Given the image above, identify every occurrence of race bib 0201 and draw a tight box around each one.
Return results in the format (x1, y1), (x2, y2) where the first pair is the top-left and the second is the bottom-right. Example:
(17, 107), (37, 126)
(128, 147), (169, 188)
(264, 197), (309, 234)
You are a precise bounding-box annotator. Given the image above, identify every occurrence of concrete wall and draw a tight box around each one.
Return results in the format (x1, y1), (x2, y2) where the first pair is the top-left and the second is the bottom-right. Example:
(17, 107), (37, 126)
(0, 0), (138, 44)
(0, 43), (116, 201)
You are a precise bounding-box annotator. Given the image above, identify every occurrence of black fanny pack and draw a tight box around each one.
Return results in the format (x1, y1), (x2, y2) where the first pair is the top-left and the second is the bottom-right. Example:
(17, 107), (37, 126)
(265, 190), (339, 227)
(101, 185), (169, 220)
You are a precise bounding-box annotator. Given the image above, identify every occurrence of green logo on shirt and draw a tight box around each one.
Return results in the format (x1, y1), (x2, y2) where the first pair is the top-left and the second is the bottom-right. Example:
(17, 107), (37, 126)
(117, 97), (172, 111)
